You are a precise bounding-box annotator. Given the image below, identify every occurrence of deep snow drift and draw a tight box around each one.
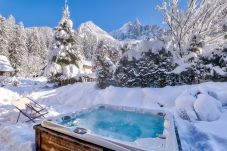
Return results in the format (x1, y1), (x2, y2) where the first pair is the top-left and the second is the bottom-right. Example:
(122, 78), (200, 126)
(0, 78), (227, 151)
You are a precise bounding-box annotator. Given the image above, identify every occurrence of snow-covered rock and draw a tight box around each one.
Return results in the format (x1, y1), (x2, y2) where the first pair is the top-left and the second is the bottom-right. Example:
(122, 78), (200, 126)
(194, 94), (222, 121)
(175, 91), (197, 121)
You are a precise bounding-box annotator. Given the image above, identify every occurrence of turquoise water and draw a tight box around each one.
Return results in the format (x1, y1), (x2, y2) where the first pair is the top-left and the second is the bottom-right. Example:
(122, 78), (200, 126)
(60, 107), (164, 142)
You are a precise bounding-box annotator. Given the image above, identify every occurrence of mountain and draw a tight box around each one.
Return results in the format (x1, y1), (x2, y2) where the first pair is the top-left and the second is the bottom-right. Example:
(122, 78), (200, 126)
(76, 21), (116, 42)
(75, 21), (120, 60)
(110, 19), (164, 41)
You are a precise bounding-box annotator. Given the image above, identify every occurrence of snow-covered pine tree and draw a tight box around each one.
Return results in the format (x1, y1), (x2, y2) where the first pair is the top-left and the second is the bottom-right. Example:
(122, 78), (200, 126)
(114, 55), (141, 87)
(94, 41), (115, 89)
(115, 41), (177, 88)
(46, 3), (83, 82)
(9, 22), (28, 76)
(26, 28), (44, 76)
(0, 15), (8, 57)
(141, 48), (177, 87)
(0, 15), (16, 58)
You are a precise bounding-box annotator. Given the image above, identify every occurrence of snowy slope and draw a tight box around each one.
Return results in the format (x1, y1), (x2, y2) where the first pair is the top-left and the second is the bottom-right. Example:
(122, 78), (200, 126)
(75, 21), (120, 60)
(77, 21), (116, 42)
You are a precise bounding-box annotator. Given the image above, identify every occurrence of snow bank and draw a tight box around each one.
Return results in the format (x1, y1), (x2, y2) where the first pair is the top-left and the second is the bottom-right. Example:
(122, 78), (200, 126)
(216, 91), (227, 105)
(37, 83), (190, 114)
(194, 94), (222, 121)
(0, 88), (19, 106)
(0, 125), (34, 151)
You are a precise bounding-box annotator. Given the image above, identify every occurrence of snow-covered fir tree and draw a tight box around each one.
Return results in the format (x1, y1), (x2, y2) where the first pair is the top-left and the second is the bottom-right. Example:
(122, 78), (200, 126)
(0, 15), (8, 57)
(115, 40), (177, 88)
(9, 22), (28, 76)
(93, 41), (115, 89)
(26, 28), (45, 76)
(114, 56), (141, 87)
(46, 3), (83, 82)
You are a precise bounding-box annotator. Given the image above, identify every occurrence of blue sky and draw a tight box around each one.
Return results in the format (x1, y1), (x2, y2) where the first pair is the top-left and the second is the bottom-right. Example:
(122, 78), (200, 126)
(0, 0), (164, 31)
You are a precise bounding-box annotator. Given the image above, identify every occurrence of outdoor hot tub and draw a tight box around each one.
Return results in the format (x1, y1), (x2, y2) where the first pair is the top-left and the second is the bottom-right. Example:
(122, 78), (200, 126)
(39, 105), (179, 151)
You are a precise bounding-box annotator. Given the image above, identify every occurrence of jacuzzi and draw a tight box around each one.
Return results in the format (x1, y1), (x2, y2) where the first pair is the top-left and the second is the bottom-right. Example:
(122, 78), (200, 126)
(41, 105), (179, 151)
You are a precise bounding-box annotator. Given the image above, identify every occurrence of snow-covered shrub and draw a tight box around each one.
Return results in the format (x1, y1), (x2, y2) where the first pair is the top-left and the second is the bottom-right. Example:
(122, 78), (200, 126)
(200, 49), (227, 81)
(188, 34), (203, 55)
(142, 48), (177, 87)
(194, 94), (222, 121)
(178, 68), (197, 85)
(114, 40), (177, 88)
(114, 56), (141, 87)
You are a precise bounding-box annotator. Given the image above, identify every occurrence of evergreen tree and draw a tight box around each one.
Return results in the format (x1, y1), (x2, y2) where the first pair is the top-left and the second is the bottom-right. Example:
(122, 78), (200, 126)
(0, 16), (8, 57)
(26, 28), (44, 76)
(114, 56), (141, 87)
(94, 41), (115, 89)
(46, 3), (83, 81)
(114, 46), (177, 88)
(9, 22), (28, 76)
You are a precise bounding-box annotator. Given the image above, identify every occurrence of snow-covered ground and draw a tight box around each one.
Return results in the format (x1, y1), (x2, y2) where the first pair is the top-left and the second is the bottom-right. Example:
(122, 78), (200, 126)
(0, 78), (227, 151)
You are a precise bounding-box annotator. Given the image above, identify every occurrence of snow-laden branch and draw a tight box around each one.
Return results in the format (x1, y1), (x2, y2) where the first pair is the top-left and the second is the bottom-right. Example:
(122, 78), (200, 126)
(158, 0), (227, 56)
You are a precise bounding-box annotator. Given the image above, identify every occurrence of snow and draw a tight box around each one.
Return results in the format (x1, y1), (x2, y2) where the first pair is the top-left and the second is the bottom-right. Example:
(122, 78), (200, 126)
(216, 91), (227, 105)
(0, 87), (19, 106)
(138, 40), (165, 52)
(0, 55), (14, 72)
(0, 125), (34, 151)
(62, 64), (79, 80)
(175, 91), (197, 121)
(213, 66), (227, 76)
(123, 39), (165, 61)
(77, 21), (116, 42)
(171, 63), (190, 74)
(44, 63), (62, 77)
(1, 79), (227, 151)
(194, 94), (222, 121)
